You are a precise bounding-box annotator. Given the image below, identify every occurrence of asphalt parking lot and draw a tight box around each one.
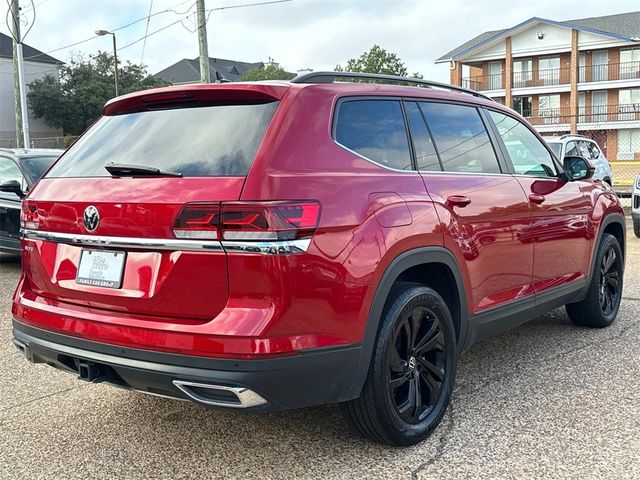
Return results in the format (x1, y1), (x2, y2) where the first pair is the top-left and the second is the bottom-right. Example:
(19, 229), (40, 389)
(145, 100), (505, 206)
(0, 223), (639, 480)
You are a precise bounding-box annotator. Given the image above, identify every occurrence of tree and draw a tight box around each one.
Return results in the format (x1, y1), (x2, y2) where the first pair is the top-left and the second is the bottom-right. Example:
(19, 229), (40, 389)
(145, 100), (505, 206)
(336, 45), (423, 79)
(27, 51), (168, 135)
(241, 64), (295, 81)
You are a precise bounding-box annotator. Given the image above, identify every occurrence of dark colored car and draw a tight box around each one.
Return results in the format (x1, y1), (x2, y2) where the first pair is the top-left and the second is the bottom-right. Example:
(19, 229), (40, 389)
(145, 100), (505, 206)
(0, 148), (62, 253)
(11, 73), (625, 446)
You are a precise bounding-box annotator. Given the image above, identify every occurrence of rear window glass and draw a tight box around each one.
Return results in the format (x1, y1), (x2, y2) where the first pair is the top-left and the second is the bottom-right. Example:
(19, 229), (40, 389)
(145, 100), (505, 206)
(335, 100), (412, 171)
(46, 102), (279, 178)
(21, 156), (58, 183)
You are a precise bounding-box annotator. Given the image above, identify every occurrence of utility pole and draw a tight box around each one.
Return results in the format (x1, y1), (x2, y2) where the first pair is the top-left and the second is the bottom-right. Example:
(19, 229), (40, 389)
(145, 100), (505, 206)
(10, 0), (23, 148)
(196, 0), (210, 83)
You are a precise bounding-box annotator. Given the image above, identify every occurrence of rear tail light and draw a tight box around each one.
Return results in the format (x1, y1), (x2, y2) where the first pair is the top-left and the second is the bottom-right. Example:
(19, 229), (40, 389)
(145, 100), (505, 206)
(21, 201), (40, 230)
(172, 203), (219, 239)
(172, 201), (321, 242)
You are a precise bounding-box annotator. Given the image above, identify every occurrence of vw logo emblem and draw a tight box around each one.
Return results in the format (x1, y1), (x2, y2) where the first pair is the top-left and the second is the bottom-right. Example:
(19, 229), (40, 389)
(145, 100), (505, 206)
(83, 205), (100, 232)
(408, 356), (417, 371)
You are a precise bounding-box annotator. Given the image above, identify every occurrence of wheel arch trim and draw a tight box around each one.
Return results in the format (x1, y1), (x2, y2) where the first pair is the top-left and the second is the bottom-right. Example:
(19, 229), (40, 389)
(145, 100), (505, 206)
(345, 246), (468, 399)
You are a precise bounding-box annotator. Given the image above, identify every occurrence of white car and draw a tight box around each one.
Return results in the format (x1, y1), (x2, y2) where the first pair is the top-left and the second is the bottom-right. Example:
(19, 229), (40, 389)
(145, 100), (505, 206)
(632, 176), (640, 237)
(543, 135), (613, 186)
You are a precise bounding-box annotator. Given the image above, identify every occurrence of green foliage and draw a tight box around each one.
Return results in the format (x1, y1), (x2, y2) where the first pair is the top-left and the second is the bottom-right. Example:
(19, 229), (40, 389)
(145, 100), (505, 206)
(241, 64), (295, 81)
(27, 51), (168, 135)
(336, 45), (423, 79)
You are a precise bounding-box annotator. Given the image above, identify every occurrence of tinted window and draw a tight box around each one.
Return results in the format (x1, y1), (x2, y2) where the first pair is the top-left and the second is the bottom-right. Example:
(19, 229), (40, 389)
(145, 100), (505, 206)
(20, 156), (58, 185)
(0, 157), (23, 185)
(47, 102), (279, 178)
(405, 102), (441, 171)
(420, 103), (501, 174)
(489, 111), (557, 177)
(335, 100), (412, 170)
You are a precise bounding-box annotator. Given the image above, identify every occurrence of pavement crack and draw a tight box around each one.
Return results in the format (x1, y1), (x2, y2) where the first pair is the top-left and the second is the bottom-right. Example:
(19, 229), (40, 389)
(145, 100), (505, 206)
(456, 319), (640, 395)
(0, 385), (85, 417)
(410, 405), (455, 479)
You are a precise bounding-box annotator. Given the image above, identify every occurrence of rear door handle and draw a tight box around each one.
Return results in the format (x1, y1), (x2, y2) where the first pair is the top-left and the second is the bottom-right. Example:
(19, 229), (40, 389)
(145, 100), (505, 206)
(446, 195), (471, 208)
(529, 194), (546, 204)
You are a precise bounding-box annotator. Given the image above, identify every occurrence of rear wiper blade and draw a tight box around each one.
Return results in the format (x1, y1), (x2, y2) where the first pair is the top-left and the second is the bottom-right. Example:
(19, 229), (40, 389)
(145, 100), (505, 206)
(104, 162), (182, 177)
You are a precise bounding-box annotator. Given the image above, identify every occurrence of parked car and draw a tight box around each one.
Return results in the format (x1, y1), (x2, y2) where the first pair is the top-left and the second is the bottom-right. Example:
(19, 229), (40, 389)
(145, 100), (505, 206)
(11, 73), (625, 447)
(632, 175), (640, 237)
(543, 135), (613, 185)
(0, 148), (63, 253)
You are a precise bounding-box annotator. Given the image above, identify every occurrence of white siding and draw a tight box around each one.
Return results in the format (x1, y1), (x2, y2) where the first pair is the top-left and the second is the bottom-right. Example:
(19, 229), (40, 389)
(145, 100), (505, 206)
(511, 24), (572, 56)
(0, 58), (62, 142)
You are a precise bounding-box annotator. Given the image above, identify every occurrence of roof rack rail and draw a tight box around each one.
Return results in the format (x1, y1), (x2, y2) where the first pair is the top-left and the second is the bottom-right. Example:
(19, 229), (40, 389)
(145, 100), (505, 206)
(558, 133), (590, 140)
(290, 71), (495, 102)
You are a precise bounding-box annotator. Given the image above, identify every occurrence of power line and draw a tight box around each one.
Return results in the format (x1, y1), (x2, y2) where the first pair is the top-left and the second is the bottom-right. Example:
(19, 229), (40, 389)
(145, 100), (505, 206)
(22, 0), (195, 61)
(118, 18), (186, 51)
(140, 0), (154, 65)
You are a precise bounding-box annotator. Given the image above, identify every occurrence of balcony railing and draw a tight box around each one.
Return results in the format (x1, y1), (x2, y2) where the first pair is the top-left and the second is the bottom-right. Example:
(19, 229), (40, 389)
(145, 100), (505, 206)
(462, 73), (504, 91)
(520, 104), (640, 125)
(462, 61), (640, 91)
(578, 61), (640, 83)
(512, 67), (571, 88)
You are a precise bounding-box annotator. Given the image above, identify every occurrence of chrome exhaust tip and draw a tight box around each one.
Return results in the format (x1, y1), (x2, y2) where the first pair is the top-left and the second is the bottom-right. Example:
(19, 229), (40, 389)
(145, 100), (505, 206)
(172, 380), (268, 408)
(12, 339), (32, 362)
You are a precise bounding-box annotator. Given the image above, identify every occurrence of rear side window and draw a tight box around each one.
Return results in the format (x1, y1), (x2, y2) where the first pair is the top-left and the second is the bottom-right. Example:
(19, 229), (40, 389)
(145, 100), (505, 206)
(46, 102), (279, 178)
(335, 100), (412, 171)
(420, 103), (501, 174)
(405, 102), (441, 171)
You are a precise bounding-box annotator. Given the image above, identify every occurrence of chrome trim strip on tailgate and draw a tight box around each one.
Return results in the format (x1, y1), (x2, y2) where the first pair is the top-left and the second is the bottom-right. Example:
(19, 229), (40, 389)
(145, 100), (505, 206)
(21, 229), (223, 252)
(20, 229), (311, 254)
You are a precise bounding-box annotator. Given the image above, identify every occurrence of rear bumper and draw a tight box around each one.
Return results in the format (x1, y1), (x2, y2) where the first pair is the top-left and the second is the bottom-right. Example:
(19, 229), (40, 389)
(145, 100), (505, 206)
(12, 320), (362, 411)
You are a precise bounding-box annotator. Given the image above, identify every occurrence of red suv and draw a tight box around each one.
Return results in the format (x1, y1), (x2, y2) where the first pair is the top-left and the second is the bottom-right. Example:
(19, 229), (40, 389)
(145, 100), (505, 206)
(11, 72), (625, 446)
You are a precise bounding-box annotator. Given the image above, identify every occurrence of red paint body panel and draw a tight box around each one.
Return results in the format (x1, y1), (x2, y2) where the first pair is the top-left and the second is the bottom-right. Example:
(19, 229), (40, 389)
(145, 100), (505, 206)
(12, 81), (625, 362)
(422, 174), (533, 313)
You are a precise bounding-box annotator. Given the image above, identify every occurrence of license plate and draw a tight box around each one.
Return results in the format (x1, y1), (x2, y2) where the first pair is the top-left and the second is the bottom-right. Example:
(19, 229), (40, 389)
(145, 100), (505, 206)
(76, 249), (126, 289)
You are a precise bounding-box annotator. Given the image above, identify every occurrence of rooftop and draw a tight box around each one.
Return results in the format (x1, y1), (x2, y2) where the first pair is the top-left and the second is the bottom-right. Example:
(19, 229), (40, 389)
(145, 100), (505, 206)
(0, 32), (62, 65)
(437, 10), (640, 63)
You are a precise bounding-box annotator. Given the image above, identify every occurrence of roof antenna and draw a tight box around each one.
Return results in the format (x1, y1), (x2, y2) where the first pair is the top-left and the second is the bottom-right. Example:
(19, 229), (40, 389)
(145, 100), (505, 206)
(215, 71), (231, 83)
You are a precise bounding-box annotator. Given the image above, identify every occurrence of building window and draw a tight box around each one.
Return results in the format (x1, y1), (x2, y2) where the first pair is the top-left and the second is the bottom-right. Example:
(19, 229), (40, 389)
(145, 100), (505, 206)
(620, 48), (640, 80)
(617, 129), (640, 161)
(513, 59), (532, 87)
(512, 96), (532, 117)
(619, 89), (640, 121)
(592, 91), (608, 123)
(538, 56), (560, 85)
(539, 95), (561, 124)
(592, 50), (609, 82)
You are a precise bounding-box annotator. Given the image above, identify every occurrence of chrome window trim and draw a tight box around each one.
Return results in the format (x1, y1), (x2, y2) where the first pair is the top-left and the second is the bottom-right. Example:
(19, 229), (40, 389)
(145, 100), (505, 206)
(20, 229), (311, 255)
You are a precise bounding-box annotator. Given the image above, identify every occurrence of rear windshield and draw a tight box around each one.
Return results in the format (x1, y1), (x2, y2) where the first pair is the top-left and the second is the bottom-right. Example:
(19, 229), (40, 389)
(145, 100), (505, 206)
(46, 102), (279, 178)
(21, 156), (58, 183)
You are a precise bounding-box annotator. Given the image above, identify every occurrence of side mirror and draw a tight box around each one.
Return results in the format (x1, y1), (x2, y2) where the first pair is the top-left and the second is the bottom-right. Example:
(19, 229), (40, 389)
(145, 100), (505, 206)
(0, 179), (25, 199)
(563, 156), (594, 181)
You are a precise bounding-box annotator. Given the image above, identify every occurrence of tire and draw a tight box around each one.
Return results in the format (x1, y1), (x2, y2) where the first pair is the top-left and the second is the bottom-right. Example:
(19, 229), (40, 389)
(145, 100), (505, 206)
(634, 218), (640, 239)
(566, 233), (623, 328)
(341, 283), (456, 446)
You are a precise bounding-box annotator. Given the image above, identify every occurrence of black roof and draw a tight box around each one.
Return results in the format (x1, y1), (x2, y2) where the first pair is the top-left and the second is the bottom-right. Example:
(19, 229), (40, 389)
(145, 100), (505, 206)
(0, 32), (62, 64)
(154, 57), (265, 84)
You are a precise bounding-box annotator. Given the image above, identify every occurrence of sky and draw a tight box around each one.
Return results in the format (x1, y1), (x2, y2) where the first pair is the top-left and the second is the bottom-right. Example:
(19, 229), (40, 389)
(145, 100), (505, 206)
(2, 0), (640, 82)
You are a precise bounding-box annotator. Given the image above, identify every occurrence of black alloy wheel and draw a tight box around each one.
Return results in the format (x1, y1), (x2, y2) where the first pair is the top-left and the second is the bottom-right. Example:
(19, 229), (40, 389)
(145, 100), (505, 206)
(387, 305), (446, 424)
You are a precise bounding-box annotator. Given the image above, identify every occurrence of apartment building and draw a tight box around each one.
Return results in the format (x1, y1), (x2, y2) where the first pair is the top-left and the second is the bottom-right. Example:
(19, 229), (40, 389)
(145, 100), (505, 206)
(436, 11), (640, 184)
